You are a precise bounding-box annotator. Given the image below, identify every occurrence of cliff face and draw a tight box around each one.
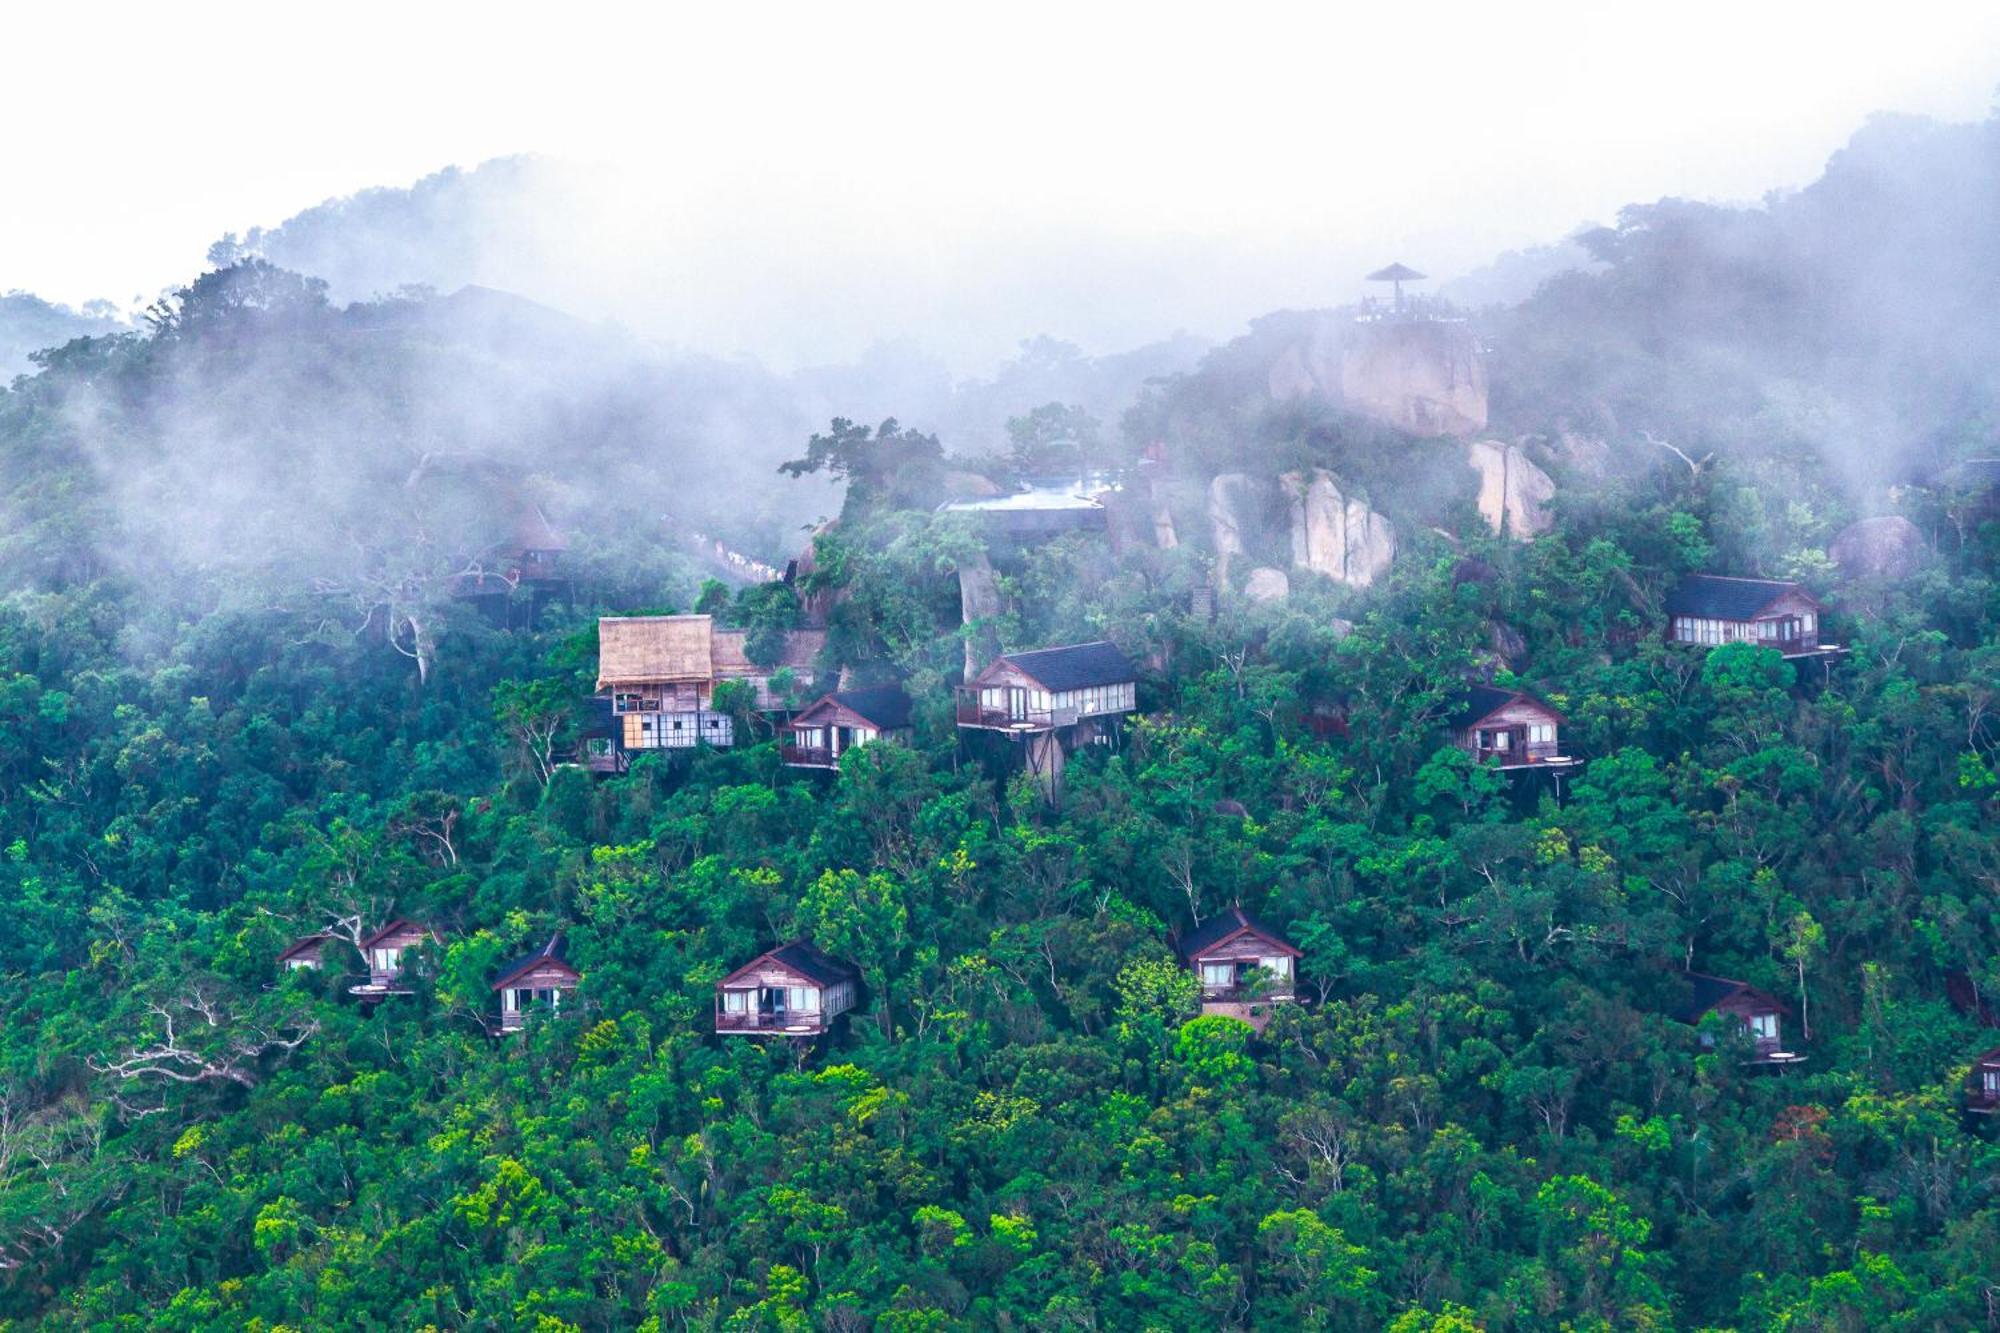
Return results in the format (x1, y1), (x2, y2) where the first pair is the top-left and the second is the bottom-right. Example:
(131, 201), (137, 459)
(1207, 473), (1261, 585)
(1269, 314), (1488, 438)
(957, 552), (1003, 680)
(1282, 469), (1395, 588)
(1466, 440), (1556, 539)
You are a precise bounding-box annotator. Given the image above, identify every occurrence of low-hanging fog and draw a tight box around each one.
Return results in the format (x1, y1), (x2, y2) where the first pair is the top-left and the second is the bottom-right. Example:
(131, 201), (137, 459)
(7, 5), (2000, 650)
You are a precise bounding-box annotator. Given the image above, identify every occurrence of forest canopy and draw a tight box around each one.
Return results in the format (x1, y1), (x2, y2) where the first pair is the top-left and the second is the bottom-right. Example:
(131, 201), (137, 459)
(1, 109), (2000, 1331)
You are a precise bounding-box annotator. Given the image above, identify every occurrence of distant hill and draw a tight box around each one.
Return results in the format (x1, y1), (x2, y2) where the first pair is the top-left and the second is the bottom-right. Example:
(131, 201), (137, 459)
(1440, 237), (1604, 310)
(212, 158), (569, 308)
(0, 291), (122, 380)
(1491, 110), (2000, 485)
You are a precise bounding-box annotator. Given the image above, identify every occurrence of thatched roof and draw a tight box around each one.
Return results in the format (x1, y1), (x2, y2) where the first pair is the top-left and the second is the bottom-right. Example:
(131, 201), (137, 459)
(598, 616), (715, 686)
(512, 504), (567, 553)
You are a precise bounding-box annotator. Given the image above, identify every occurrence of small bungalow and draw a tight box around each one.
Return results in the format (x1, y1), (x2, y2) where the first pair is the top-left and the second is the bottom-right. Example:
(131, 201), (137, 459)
(956, 641), (1138, 799)
(783, 684), (913, 769)
(716, 940), (859, 1037)
(351, 919), (441, 997)
(1180, 907), (1300, 1026)
(1968, 1046), (2000, 1115)
(1446, 685), (1576, 770)
(957, 641), (1137, 734)
(1665, 575), (1843, 660)
(596, 614), (826, 757)
(507, 504), (568, 585)
(276, 934), (332, 971)
(1672, 971), (1803, 1065)
(492, 934), (581, 1032)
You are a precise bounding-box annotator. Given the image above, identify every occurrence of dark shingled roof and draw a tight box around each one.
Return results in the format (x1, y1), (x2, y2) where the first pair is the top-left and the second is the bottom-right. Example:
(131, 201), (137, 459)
(1446, 684), (1524, 732)
(760, 939), (859, 987)
(1367, 262), (1426, 282)
(358, 918), (434, 950)
(998, 641), (1135, 691)
(276, 934), (331, 963)
(1670, 971), (1779, 1024)
(1666, 574), (1813, 621)
(492, 933), (579, 991)
(1179, 905), (1299, 962)
(821, 684), (913, 731)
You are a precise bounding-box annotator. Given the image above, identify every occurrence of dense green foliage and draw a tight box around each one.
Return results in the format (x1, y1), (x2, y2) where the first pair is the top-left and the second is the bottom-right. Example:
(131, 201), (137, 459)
(7, 111), (2000, 1329)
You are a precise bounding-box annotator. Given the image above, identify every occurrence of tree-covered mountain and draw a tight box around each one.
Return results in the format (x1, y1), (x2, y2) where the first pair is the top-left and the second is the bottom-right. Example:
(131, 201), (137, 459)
(3, 108), (2000, 1331)
(1492, 112), (2000, 488)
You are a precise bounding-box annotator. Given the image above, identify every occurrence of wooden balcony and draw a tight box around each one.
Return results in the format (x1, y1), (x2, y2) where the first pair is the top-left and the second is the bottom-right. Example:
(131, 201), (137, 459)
(1747, 1035), (1806, 1066)
(583, 749), (627, 775)
(715, 1008), (833, 1036)
(1472, 742), (1581, 771)
(497, 1003), (572, 1032)
(1967, 1086), (2000, 1115)
(1199, 983), (1296, 1004)
(954, 690), (1078, 732)
(781, 743), (838, 769)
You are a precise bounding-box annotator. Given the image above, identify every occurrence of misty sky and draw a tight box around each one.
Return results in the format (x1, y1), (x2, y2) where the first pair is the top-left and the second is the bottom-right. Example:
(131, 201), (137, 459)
(10, 2), (2000, 369)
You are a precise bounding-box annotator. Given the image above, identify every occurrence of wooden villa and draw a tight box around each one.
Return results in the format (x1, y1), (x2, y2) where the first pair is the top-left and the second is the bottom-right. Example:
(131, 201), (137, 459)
(350, 919), (441, 998)
(595, 614), (825, 759)
(957, 641), (1136, 734)
(1447, 685), (1577, 771)
(1180, 907), (1300, 1027)
(957, 641), (1137, 797)
(1672, 971), (1804, 1066)
(492, 934), (581, 1032)
(1968, 1046), (2000, 1115)
(276, 934), (332, 972)
(715, 940), (859, 1037)
(1665, 575), (1844, 661)
(450, 501), (570, 603)
(506, 504), (568, 585)
(783, 684), (913, 769)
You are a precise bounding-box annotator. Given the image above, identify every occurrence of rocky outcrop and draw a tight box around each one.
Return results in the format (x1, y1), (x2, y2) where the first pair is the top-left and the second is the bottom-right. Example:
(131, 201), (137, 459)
(957, 551), (1003, 680)
(1467, 440), (1555, 539)
(1488, 620), (1528, 665)
(1098, 488), (1149, 555)
(1556, 429), (1612, 475)
(1829, 515), (1924, 580)
(1244, 567), (1290, 603)
(1341, 321), (1488, 437)
(1207, 473), (1259, 584)
(1281, 469), (1396, 588)
(1269, 314), (1488, 438)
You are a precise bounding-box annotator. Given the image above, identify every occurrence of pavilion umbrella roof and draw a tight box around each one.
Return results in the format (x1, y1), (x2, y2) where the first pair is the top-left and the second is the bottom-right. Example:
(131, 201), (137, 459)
(1366, 262), (1427, 283)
